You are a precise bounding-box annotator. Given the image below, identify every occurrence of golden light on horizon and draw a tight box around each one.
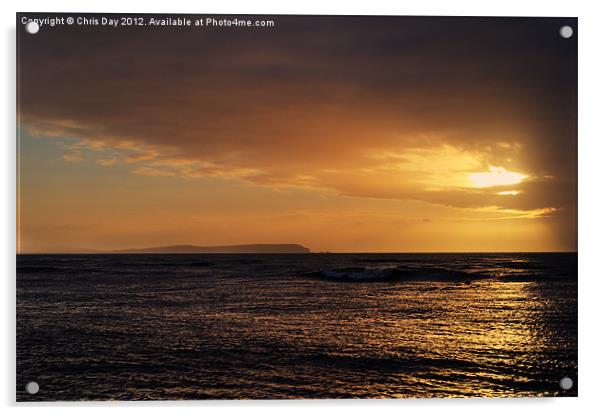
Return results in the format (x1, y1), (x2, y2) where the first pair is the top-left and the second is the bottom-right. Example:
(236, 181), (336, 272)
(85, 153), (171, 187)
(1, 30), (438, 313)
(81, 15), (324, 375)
(497, 190), (521, 196)
(469, 167), (527, 188)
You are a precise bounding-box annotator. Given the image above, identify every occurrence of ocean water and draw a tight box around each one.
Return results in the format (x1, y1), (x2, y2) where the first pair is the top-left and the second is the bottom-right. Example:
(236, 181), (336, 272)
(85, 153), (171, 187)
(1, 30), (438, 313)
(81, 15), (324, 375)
(16, 253), (577, 400)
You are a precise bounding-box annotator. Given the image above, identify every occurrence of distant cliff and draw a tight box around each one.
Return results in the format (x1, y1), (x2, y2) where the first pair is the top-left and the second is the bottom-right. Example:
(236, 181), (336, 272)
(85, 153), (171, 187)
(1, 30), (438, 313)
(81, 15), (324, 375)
(112, 244), (311, 254)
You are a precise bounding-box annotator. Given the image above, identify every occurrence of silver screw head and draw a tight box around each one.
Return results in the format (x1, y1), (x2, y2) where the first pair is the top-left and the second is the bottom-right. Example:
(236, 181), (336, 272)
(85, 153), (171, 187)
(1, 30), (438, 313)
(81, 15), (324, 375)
(25, 21), (40, 34)
(25, 381), (39, 394)
(559, 377), (573, 391)
(559, 25), (573, 39)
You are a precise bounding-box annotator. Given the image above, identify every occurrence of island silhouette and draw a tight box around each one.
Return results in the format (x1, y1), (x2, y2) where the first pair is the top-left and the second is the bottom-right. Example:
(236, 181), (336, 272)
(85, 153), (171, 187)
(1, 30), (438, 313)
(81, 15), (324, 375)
(111, 243), (311, 254)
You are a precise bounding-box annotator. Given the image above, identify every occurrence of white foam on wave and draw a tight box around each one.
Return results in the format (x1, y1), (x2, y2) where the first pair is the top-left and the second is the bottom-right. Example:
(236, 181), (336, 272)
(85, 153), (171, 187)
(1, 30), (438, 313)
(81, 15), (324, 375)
(322, 267), (396, 281)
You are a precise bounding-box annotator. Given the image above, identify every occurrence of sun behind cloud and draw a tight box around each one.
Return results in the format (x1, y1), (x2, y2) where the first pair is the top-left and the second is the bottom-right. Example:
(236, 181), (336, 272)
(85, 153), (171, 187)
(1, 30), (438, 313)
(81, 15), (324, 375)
(468, 167), (527, 188)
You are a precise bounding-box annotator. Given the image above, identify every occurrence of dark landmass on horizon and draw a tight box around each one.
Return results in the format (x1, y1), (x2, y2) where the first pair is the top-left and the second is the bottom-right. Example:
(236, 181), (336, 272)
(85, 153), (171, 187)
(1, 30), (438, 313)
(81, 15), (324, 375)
(18, 244), (312, 254)
(113, 244), (311, 254)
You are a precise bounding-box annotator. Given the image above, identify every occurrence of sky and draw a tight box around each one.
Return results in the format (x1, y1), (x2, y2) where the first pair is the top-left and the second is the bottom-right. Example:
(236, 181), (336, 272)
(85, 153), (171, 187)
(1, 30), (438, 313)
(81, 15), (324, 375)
(17, 14), (577, 253)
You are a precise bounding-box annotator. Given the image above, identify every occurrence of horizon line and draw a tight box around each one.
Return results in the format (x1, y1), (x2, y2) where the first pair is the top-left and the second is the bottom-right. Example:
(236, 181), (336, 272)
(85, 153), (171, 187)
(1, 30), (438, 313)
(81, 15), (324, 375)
(17, 250), (578, 255)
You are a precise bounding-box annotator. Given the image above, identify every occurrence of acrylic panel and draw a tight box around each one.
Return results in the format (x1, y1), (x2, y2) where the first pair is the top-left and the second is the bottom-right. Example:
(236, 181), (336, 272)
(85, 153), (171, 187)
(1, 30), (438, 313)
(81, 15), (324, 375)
(16, 13), (578, 401)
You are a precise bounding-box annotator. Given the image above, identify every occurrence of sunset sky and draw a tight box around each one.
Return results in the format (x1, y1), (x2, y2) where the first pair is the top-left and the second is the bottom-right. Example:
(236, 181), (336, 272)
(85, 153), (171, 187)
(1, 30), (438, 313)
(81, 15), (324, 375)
(17, 15), (577, 253)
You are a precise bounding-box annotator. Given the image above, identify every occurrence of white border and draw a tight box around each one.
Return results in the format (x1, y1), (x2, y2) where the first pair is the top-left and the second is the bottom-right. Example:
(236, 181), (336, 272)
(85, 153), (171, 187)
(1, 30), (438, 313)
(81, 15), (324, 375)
(3, 1), (601, 414)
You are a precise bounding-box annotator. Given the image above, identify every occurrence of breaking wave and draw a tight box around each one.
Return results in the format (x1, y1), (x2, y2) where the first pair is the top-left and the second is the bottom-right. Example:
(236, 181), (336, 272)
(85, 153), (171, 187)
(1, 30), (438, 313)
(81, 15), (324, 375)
(304, 266), (481, 282)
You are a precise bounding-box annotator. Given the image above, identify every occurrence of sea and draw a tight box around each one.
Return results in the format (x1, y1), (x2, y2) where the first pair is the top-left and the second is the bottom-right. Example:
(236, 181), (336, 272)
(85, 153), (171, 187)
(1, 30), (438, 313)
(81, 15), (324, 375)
(16, 252), (577, 400)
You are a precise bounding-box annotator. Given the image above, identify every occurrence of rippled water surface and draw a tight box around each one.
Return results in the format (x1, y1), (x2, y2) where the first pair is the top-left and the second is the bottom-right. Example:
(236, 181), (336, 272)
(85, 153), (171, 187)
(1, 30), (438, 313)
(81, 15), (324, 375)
(17, 253), (577, 400)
